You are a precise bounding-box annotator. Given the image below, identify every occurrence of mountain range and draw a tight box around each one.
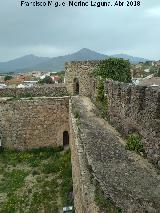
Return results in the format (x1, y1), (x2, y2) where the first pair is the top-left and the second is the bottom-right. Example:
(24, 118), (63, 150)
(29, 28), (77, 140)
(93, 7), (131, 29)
(0, 48), (150, 73)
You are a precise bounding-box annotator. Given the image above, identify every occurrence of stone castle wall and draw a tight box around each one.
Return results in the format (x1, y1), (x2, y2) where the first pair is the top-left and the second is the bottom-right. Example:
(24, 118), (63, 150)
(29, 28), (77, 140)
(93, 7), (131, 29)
(0, 60), (159, 212)
(65, 60), (160, 165)
(65, 61), (99, 96)
(0, 97), (69, 150)
(105, 80), (160, 165)
(69, 99), (100, 213)
(70, 96), (160, 213)
(0, 84), (68, 97)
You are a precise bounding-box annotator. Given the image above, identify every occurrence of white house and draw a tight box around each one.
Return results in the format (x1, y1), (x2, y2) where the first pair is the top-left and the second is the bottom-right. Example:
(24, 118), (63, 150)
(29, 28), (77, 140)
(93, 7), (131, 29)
(0, 84), (7, 89)
(17, 81), (38, 88)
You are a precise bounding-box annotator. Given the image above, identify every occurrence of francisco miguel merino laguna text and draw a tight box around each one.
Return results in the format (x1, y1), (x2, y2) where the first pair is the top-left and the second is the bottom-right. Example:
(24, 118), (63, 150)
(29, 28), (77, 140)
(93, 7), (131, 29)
(20, 1), (141, 7)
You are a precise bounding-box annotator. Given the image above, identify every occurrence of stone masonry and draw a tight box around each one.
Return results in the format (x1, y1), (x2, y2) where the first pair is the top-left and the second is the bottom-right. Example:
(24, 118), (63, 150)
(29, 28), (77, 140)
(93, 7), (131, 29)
(70, 96), (160, 213)
(0, 60), (160, 213)
(105, 80), (160, 166)
(0, 97), (69, 150)
(0, 84), (68, 97)
(65, 61), (160, 166)
(69, 99), (100, 213)
(65, 61), (99, 96)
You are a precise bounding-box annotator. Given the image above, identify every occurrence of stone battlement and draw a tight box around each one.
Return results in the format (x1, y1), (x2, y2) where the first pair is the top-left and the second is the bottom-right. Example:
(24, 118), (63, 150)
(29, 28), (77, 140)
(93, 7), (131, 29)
(105, 80), (160, 165)
(0, 84), (68, 97)
(70, 96), (160, 213)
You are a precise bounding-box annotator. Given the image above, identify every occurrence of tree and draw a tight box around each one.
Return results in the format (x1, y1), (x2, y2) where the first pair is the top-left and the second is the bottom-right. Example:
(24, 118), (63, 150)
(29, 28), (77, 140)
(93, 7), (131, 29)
(38, 76), (53, 84)
(93, 58), (131, 83)
(149, 66), (158, 74)
(4, 75), (13, 81)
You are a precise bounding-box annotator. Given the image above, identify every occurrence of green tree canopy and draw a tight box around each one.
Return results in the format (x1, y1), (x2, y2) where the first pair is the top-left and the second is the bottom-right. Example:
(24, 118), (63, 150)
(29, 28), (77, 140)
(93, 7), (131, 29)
(4, 75), (13, 81)
(93, 58), (131, 83)
(39, 76), (53, 84)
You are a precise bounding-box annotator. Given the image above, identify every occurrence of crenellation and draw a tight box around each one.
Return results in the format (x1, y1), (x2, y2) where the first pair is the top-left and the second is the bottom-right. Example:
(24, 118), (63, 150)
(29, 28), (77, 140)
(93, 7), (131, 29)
(0, 84), (68, 97)
(105, 80), (160, 165)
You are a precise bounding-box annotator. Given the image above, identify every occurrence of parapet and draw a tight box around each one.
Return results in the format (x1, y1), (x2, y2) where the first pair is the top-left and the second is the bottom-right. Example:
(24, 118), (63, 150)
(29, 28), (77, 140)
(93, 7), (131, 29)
(0, 84), (68, 97)
(70, 96), (160, 212)
(105, 80), (160, 166)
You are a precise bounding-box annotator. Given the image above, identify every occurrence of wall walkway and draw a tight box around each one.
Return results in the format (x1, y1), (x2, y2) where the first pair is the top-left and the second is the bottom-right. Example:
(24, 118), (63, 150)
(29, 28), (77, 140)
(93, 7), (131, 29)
(70, 96), (160, 213)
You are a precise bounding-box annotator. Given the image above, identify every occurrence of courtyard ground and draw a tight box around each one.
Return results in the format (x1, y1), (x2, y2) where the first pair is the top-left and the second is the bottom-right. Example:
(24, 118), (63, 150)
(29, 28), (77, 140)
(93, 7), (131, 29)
(0, 147), (73, 213)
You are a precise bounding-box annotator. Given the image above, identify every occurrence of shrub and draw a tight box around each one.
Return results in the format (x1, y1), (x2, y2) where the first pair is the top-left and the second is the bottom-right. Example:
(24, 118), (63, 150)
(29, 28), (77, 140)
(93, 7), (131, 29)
(20, 93), (33, 98)
(93, 58), (131, 83)
(96, 79), (108, 119)
(92, 58), (131, 119)
(126, 133), (144, 153)
(96, 79), (105, 103)
(74, 110), (80, 119)
(100, 96), (108, 118)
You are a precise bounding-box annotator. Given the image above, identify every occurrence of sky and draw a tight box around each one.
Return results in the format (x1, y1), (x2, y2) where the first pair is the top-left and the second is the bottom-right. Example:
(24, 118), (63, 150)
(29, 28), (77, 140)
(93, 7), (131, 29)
(0, 0), (160, 61)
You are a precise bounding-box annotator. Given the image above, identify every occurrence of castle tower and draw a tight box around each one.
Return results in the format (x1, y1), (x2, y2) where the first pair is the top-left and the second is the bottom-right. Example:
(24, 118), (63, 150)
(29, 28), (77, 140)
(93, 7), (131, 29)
(65, 61), (99, 96)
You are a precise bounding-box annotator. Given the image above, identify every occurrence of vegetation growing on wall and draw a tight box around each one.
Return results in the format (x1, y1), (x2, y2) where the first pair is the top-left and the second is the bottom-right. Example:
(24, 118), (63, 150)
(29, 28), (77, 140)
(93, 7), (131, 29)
(0, 147), (74, 212)
(92, 58), (131, 118)
(96, 79), (108, 118)
(126, 133), (144, 154)
(92, 58), (131, 83)
(149, 66), (159, 75)
(4, 93), (34, 101)
(74, 110), (80, 120)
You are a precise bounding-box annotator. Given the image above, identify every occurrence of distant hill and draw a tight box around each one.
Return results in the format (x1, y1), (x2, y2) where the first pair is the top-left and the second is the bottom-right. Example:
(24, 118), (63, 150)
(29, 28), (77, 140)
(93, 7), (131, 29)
(110, 54), (148, 64)
(0, 54), (50, 73)
(0, 48), (150, 73)
(32, 48), (108, 72)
